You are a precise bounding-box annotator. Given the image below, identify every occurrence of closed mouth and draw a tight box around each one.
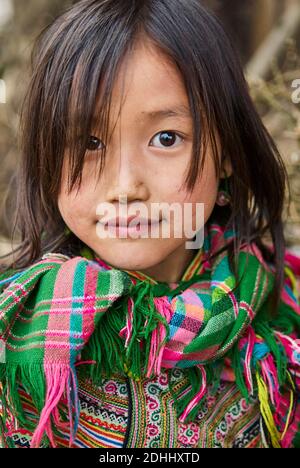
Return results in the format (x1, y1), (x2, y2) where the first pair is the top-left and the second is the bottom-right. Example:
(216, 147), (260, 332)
(101, 216), (162, 227)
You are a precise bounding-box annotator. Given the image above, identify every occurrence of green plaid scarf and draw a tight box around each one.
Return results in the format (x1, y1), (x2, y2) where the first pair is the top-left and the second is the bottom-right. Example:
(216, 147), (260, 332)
(0, 220), (300, 448)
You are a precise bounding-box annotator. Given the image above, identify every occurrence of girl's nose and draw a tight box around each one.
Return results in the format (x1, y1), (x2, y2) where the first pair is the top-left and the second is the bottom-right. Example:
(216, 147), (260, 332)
(105, 149), (150, 203)
(107, 181), (149, 204)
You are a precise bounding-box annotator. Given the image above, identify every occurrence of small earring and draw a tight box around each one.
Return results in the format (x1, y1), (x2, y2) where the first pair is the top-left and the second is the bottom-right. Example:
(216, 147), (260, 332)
(216, 173), (231, 207)
(216, 189), (231, 206)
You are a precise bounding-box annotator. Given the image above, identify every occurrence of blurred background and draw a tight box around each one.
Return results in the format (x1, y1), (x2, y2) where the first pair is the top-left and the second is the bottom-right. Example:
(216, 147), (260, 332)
(0, 0), (300, 258)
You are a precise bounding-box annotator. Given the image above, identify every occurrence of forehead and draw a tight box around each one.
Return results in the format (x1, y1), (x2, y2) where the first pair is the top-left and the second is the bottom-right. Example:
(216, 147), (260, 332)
(94, 40), (191, 122)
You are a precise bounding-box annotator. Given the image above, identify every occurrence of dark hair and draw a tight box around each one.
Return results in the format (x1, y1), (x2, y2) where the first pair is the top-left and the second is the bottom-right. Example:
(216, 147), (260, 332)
(1, 0), (290, 315)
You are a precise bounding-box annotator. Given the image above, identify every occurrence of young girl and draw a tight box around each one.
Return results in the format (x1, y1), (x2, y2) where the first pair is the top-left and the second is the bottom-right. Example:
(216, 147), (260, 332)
(0, 0), (300, 449)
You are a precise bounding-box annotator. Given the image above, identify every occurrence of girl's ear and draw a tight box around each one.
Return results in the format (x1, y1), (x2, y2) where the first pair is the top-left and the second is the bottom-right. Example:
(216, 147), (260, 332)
(220, 157), (233, 178)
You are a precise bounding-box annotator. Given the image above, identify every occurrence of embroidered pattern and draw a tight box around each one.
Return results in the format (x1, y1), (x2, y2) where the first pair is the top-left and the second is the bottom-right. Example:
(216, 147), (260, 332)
(1, 369), (265, 448)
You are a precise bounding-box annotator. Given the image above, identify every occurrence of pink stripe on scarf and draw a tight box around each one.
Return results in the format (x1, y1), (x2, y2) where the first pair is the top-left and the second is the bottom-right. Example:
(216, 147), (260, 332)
(146, 297), (172, 377)
(44, 259), (79, 362)
(162, 344), (219, 365)
(239, 301), (255, 320)
(81, 263), (99, 341)
(31, 258), (79, 448)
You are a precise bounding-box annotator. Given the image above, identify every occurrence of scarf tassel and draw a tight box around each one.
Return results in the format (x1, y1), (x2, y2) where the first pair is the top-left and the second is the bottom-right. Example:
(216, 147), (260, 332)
(120, 297), (134, 348)
(30, 364), (79, 448)
(256, 370), (282, 448)
(0, 362), (80, 448)
(146, 297), (172, 377)
(260, 354), (281, 411)
(250, 334), (297, 448)
(241, 327), (256, 395)
(178, 365), (207, 423)
(238, 327), (298, 447)
(255, 367), (295, 448)
(274, 331), (300, 367)
(0, 362), (46, 432)
(119, 286), (170, 380)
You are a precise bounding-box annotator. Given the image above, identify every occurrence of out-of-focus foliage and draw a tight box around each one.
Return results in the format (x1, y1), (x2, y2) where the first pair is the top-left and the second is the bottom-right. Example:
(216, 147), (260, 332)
(248, 39), (300, 248)
(0, 0), (73, 246)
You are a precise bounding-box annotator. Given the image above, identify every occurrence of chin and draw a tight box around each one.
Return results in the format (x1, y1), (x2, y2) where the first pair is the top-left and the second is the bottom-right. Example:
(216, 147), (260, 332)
(92, 239), (169, 272)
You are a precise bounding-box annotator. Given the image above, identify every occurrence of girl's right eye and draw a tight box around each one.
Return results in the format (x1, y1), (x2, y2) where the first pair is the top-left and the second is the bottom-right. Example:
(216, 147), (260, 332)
(86, 136), (104, 151)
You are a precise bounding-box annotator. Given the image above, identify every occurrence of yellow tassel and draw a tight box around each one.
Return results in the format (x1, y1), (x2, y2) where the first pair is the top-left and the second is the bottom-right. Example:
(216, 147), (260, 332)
(256, 371), (281, 448)
(281, 371), (295, 442)
(284, 266), (298, 299)
(123, 362), (141, 381)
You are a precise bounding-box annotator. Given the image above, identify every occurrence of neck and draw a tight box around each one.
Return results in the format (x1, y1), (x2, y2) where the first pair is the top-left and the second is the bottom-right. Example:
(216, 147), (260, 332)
(134, 244), (200, 283)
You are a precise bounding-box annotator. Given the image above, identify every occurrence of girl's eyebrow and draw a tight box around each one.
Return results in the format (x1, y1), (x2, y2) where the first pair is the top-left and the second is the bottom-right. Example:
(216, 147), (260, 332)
(90, 104), (192, 129)
(139, 104), (192, 120)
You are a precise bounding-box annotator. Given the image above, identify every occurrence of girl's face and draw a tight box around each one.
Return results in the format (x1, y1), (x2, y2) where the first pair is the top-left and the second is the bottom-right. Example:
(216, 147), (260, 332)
(58, 39), (231, 282)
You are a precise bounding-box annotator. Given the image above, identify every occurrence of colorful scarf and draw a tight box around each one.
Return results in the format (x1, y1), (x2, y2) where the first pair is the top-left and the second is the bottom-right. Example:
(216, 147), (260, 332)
(0, 220), (300, 448)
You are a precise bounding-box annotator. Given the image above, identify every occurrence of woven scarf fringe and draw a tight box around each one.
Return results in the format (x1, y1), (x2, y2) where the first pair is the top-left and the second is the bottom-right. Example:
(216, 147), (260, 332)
(79, 282), (171, 384)
(30, 363), (79, 448)
(231, 320), (300, 448)
(0, 362), (46, 431)
(1, 248), (300, 447)
(0, 362), (79, 448)
(166, 364), (219, 424)
(178, 365), (207, 422)
(79, 279), (300, 435)
(3, 306), (298, 447)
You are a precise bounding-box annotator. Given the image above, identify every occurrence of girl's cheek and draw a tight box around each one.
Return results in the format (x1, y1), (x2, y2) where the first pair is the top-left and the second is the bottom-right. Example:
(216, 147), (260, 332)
(58, 188), (92, 226)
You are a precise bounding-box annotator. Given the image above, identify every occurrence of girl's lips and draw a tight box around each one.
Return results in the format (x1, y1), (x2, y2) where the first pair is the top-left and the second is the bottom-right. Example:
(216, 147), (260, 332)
(98, 218), (162, 237)
(99, 215), (162, 227)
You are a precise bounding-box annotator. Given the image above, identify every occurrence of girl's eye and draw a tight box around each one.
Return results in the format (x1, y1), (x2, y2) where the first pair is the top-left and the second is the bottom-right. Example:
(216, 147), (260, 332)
(149, 131), (184, 149)
(86, 136), (104, 151)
